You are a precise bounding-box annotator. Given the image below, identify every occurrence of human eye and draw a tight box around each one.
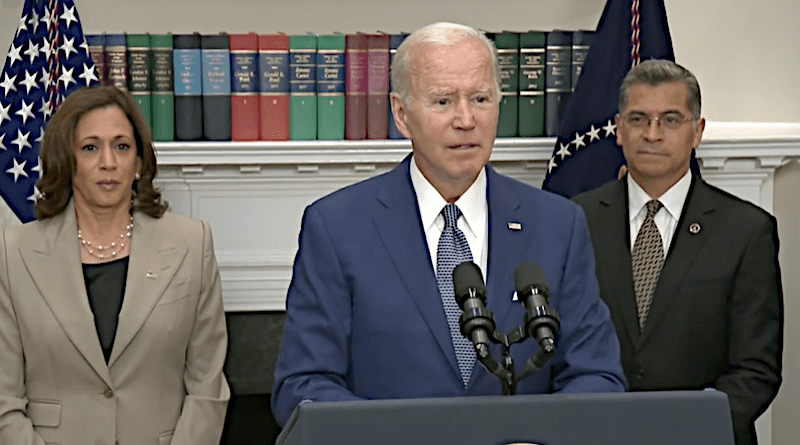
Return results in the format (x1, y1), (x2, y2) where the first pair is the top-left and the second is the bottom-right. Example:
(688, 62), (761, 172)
(81, 144), (97, 151)
(116, 142), (131, 151)
(661, 113), (684, 127)
(626, 113), (647, 125)
(436, 97), (449, 106)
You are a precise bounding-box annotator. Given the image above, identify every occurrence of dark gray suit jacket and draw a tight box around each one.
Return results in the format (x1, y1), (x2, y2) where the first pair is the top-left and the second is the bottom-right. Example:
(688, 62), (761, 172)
(574, 175), (783, 445)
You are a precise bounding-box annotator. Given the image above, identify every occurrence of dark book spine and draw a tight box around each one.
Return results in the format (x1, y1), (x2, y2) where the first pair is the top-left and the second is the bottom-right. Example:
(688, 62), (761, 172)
(571, 30), (594, 90)
(519, 31), (546, 137)
(201, 33), (231, 141)
(105, 34), (128, 91)
(173, 33), (203, 141)
(545, 30), (572, 137)
(492, 31), (520, 137)
(85, 34), (107, 85)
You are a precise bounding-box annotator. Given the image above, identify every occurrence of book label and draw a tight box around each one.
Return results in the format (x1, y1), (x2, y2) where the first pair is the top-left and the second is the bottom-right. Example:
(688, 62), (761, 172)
(174, 49), (202, 96)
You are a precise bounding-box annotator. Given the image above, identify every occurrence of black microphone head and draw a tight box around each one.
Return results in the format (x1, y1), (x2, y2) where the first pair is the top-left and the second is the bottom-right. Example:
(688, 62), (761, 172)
(513, 261), (550, 300)
(453, 261), (485, 302)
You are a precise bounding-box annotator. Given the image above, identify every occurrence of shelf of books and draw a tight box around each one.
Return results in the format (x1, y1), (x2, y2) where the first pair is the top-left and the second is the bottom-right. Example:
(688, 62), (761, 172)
(85, 29), (594, 144)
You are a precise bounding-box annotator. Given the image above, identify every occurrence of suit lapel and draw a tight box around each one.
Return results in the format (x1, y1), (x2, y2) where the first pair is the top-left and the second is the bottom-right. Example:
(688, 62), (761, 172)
(639, 177), (714, 344)
(372, 157), (462, 380)
(483, 167), (529, 331)
(19, 202), (113, 386)
(594, 181), (642, 345)
(108, 212), (187, 366)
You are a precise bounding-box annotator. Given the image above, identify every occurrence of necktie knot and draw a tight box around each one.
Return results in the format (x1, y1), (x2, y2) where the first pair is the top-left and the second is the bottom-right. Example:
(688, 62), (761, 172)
(442, 203), (462, 229)
(645, 200), (663, 220)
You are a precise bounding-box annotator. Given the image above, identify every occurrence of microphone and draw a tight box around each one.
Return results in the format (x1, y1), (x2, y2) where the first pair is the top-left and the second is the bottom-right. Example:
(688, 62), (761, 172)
(513, 261), (560, 353)
(453, 261), (496, 359)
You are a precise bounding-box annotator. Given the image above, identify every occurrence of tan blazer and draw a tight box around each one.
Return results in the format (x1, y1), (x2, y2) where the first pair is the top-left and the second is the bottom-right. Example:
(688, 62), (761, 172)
(0, 201), (230, 445)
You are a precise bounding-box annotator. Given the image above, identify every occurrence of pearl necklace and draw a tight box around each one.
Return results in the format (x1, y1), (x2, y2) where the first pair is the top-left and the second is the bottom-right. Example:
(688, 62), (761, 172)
(77, 216), (133, 259)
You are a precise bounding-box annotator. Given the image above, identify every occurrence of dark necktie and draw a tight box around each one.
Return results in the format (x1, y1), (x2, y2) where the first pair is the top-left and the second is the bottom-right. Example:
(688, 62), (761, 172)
(436, 203), (476, 387)
(632, 199), (664, 330)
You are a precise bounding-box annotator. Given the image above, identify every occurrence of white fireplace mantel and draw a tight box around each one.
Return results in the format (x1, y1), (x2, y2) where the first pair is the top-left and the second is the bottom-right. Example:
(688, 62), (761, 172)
(153, 122), (800, 311)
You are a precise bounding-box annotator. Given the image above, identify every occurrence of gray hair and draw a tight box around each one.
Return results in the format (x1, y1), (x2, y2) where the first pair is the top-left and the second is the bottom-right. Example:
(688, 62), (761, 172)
(390, 22), (501, 104)
(619, 59), (702, 120)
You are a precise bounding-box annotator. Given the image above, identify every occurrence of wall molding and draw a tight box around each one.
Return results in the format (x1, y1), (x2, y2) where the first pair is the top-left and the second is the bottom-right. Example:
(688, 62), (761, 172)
(153, 122), (800, 311)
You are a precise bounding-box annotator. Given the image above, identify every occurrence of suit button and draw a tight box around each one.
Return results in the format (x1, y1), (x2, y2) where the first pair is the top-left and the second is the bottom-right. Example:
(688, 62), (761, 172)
(103, 387), (114, 398)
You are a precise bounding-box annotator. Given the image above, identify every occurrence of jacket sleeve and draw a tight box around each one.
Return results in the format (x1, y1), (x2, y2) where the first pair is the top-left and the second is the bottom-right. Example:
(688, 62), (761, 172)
(716, 214), (783, 445)
(549, 206), (628, 393)
(170, 221), (231, 444)
(0, 230), (45, 445)
(271, 205), (364, 426)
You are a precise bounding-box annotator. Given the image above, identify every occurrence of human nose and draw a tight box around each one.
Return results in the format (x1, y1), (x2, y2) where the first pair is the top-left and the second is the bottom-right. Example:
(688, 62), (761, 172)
(452, 99), (476, 130)
(99, 146), (117, 169)
(643, 116), (664, 141)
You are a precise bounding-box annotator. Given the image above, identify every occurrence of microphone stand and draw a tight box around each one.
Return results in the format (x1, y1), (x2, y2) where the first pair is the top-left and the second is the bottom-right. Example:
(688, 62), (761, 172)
(471, 325), (555, 395)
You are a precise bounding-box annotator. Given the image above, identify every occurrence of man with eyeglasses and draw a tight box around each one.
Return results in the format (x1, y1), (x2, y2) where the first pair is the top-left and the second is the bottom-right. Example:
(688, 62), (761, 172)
(574, 59), (783, 445)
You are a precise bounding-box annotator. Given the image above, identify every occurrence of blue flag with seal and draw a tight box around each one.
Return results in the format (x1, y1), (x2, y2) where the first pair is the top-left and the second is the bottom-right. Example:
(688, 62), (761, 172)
(541, 0), (675, 197)
(1, 0), (99, 223)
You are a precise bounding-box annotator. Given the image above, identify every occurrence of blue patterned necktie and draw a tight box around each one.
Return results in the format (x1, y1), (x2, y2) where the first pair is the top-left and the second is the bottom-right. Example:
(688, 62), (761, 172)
(436, 203), (477, 387)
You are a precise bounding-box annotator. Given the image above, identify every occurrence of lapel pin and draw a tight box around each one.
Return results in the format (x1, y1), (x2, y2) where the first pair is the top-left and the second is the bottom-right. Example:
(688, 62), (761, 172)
(146, 271), (157, 279)
(508, 222), (522, 231)
(689, 223), (701, 234)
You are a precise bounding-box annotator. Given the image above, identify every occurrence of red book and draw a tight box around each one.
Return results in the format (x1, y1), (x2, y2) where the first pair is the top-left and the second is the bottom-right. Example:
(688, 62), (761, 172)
(367, 33), (390, 140)
(230, 33), (260, 141)
(345, 33), (368, 140)
(258, 33), (290, 140)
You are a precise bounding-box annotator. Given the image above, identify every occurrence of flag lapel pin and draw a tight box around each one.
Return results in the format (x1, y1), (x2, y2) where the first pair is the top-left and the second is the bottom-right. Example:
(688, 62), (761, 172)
(508, 222), (522, 231)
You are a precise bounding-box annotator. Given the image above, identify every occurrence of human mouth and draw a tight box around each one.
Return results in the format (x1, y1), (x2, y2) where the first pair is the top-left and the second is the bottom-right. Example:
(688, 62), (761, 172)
(97, 180), (120, 191)
(449, 143), (478, 150)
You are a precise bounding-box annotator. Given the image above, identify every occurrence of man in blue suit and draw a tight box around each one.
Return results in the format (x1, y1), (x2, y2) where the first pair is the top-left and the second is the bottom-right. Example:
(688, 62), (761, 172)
(271, 22), (626, 426)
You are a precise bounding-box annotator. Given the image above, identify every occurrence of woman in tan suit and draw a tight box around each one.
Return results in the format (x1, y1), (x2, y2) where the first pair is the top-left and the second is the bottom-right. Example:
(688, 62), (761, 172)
(0, 86), (229, 444)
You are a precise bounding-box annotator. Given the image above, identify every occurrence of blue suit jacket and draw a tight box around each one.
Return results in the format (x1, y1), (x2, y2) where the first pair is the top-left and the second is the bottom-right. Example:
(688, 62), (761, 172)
(272, 157), (626, 425)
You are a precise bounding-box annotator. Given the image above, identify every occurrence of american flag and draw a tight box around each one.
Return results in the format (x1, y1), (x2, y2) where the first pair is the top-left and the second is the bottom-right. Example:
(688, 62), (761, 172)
(541, 0), (674, 197)
(1, 0), (98, 223)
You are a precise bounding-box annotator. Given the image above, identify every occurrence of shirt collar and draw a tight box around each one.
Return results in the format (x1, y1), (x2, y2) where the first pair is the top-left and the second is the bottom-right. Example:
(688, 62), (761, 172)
(627, 170), (692, 222)
(410, 156), (487, 236)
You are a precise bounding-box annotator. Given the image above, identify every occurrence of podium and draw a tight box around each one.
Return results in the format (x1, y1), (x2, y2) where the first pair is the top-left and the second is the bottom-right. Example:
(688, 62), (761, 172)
(276, 391), (734, 445)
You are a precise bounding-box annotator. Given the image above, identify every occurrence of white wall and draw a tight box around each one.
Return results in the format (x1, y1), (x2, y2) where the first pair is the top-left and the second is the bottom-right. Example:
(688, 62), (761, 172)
(2, 0), (799, 123)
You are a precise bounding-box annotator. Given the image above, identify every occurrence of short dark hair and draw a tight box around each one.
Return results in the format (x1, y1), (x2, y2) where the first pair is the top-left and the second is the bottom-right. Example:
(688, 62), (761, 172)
(35, 86), (167, 220)
(618, 59), (702, 120)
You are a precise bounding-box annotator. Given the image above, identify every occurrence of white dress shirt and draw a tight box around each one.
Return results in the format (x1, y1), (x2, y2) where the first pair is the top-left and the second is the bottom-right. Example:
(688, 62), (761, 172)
(627, 171), (692, 255)
(409, 157), (489, 280)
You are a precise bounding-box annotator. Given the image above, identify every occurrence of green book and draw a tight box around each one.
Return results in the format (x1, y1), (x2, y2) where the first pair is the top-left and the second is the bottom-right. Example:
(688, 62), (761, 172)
(316, 34), (345, 140)
(519, 31), (546, 137)
(289, 34), (318, 140)
(150, 34), (174, 141)
(492, 31), (520, 137)
(126, 34), (152, 131)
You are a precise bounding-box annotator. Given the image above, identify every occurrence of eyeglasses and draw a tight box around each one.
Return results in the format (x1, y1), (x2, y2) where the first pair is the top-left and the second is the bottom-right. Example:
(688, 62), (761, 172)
(621, 112), (694, 130)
